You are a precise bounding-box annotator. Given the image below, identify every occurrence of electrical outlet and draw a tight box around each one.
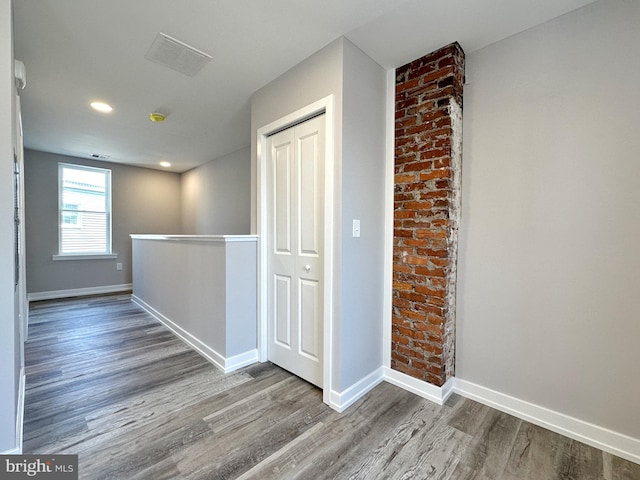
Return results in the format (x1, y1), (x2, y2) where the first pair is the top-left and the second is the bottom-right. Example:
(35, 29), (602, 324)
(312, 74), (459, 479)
(116, 263), (123, 271)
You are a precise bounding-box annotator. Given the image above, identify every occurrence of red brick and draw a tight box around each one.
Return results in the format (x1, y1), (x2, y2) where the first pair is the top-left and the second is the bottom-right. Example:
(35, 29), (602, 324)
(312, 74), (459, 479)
(398, 291), (427, 303)
(396, 77), (420, 93)
(430, 219), (449, 227)
(392, 334), (410, 346)
(432, 157), (451, 168)
(403, 239), (429, 247)
(396, 116), (417, 128)
(416, 100), (437, 113)
(420, 190), (449, 200)
(404, 256), (429, 266)
(394, 229), (413, 238)
(416, 248), (447, 258)
(403, 201), (433, 211)
(414, 323), (441, 334)
(393, 281), (413, 291)
(429, 296), (446, 307)
(406, 63), (436, 81)
(420, 169), (451, 182)
(415, 229), (447, 239)
(393, 264), (412, 274)
(393, 210), (416, 219)
(396, 153), (418, 165)
(425, 363), (444, 376)
(427, 313), (444, 326)
(415, 285), (444, 297)
(432, 199), (449, 209)
(394, 193), (414, 203)
(393, 298), (411, 309)
(395, 136), (414, 148)
(420, 109), (448, 125)
(412, 360), (427, 370)
(403, 161), (433, 172)
(438, 56), (456, 68)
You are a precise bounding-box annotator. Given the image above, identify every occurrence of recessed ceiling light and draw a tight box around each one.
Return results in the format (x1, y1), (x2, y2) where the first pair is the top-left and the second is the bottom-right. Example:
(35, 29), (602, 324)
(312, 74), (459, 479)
(90, 101), (113, 113)
(160, 161), (171, 168)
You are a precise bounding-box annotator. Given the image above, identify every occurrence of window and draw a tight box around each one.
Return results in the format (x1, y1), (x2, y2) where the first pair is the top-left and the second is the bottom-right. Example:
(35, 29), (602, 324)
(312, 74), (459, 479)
(58, 163), (112, 256)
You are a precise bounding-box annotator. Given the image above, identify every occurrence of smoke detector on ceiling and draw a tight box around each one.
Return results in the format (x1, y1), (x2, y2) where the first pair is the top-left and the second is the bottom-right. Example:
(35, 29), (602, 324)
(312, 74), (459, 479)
(145, 32), (212, 77)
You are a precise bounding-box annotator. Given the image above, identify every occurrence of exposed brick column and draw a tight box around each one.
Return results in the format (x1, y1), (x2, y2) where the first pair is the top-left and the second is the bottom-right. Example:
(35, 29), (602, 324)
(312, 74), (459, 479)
(392, 43), (465, 387)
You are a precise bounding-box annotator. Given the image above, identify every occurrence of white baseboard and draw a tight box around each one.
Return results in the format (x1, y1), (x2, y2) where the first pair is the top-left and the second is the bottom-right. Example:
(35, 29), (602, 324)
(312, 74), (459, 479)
(15, 367), (25, 454)
(378, 370), (639, 465)
(1, 448), (21, 455)
(225, 349), (259, 372)
(453, 378), (640, 465)
(132, 296), (256, 374)
(329, 367), (385, 413)
(28, 284), (132, 302)
(383, 367), (454, 405)
(1, 369), (25, 455)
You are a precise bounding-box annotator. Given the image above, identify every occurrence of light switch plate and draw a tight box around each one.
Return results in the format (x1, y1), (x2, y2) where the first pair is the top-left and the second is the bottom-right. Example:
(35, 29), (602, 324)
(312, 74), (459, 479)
(352, 219), (361, 238)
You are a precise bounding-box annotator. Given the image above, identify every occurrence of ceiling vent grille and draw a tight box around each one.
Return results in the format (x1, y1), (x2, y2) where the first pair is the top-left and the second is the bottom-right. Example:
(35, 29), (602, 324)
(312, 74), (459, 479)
(145, 33), (212, 77)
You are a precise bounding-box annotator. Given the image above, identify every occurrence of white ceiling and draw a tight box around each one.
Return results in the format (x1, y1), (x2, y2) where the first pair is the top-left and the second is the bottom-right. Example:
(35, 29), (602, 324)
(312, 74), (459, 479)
(13, 0), (597, 172)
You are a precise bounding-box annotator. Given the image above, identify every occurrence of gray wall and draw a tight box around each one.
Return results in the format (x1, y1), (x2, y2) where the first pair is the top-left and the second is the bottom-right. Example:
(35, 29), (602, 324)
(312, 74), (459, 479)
(0, 0), (20, 453)
(181, 147), (251, 234)
(24, 150), (182, 294)
(251, 37), (387, 393)
(458, 0), (640, 440)
(340, 40), (386, 389)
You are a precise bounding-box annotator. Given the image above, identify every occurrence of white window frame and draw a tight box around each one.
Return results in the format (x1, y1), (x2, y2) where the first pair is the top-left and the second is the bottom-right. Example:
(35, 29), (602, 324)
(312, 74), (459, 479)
(53, 163), (116, 261)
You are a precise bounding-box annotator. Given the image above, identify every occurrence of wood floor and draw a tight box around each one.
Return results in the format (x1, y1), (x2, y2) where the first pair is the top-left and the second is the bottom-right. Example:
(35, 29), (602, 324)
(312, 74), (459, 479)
(24, 295), (639, 480)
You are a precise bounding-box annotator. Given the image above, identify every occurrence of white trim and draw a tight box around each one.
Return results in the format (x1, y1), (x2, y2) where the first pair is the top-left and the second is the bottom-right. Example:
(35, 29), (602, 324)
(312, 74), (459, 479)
(52, 253), (117, 261)
(132, 295), (257, 374)
(130, 234), (258, 243)
(383, 68), (396, 368)
(57, 162), (113, 258)
(329, 367), (385, 413)
(1, 369), (25, 455)
(383, 367), (454, 405)
(27, 283), (132, 302)
(15, 367), (25, 454)
(225, 350), (260, 372)
(1, 448), (21, 455)
(453, 378), (640, 465)
(256, 95), (336, 407)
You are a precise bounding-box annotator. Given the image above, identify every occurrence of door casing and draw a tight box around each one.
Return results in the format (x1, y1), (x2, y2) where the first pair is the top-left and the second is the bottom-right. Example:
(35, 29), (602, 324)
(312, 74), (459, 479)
(256, 95), (335, 407)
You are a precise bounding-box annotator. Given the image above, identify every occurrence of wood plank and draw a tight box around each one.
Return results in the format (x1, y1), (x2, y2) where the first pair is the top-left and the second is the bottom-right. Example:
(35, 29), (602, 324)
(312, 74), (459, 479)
(451, 408), (521, 479)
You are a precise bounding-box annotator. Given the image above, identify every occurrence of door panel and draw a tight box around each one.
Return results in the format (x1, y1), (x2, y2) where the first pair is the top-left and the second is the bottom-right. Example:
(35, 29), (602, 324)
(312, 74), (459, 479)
(298, 131), (319, 256)
(299, 278), (319, 360)
(274, 274), (292, 348)
(274, 139), (292, 254)
(267, 114), (325, 387)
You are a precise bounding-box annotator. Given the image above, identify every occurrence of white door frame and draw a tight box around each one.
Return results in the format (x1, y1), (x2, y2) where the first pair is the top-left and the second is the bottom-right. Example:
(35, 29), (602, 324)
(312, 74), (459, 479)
(256, 95), (335, 406)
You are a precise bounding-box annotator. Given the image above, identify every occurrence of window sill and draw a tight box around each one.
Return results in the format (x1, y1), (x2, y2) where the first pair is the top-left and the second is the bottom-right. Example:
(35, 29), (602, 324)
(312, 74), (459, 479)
(52, 253), (118, 261)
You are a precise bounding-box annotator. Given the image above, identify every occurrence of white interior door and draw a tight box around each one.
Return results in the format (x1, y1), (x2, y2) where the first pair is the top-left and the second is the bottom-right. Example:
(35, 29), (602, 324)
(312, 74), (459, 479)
(267, 114), (325, 387)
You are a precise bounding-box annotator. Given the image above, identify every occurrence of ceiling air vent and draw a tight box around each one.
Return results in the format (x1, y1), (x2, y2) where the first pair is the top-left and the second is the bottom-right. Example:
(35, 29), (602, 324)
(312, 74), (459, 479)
(145, 32), (212, 77)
